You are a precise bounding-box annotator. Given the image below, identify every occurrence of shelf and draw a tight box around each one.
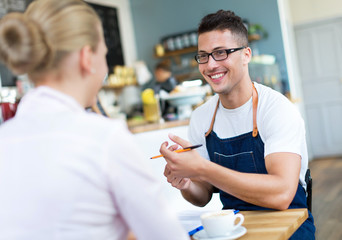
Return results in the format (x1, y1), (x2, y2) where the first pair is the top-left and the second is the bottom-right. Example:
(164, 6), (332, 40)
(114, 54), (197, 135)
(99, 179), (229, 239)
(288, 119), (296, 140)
(174, 71), (202, 83)
(156, 35), (261, 59)
(101, 83), (137, 91)
(155, 46), (197, 58)
(102, 85), (124, 90)
(248, 34), (261, 42)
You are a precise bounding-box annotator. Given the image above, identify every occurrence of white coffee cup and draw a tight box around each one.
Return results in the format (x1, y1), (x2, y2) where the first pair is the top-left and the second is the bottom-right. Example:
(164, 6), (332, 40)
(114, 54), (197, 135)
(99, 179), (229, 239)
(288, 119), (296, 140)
(200, 209), (244, 237)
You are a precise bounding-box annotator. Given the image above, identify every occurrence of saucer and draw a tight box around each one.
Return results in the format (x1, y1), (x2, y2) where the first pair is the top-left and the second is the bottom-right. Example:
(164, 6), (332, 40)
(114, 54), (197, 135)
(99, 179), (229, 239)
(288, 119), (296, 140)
(192, 226), (247, 240)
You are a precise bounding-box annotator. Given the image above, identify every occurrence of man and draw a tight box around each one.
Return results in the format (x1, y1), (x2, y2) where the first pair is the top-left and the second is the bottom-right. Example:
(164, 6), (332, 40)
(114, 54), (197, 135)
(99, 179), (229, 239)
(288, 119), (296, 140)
(142, 61), (178, 117)
(142, 61), (178, 94)
(159, 10), (315, 239)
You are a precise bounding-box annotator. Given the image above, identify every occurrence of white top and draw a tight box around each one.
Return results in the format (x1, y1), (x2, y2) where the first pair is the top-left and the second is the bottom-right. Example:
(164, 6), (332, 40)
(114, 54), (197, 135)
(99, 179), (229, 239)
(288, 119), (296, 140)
(0, 87), (189, 240)
(188, 82), (308, 189)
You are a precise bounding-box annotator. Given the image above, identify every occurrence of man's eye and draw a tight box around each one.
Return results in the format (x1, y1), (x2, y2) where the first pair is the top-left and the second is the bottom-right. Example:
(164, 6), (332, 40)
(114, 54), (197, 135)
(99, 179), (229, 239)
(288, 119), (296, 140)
(214, 50), (226, 56)
(198, 54), (208, 59)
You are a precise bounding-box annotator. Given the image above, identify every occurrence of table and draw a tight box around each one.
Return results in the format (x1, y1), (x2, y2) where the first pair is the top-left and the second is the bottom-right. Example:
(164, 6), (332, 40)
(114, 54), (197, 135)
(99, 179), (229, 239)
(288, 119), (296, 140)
(238, 208), (308, 240)
(190, 208), (308, 240)
(128, 208), (308, 240)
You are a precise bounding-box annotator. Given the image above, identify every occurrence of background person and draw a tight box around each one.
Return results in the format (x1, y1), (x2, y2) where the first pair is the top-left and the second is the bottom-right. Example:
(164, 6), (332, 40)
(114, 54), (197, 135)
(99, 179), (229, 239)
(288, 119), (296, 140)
(160, 10), (315, 239)
(0, 1), (189, 239)
(142, 61), (178, 118)
(142, 61), (178, 94)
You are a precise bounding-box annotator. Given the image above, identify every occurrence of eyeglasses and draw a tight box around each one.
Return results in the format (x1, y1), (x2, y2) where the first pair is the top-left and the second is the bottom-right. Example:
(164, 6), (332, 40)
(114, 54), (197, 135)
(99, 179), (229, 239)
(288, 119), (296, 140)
(194, 47), (246, 64)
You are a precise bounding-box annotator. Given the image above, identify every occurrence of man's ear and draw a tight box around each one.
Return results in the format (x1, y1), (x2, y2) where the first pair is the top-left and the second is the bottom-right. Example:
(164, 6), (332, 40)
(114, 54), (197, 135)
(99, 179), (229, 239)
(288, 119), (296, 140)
(243, 47), (252, 64)
(79, 45), (94, 76)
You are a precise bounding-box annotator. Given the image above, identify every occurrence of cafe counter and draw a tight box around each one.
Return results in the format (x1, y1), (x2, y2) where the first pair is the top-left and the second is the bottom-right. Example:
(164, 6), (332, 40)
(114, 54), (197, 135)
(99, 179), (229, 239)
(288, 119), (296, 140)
(127, 118), (190, 134)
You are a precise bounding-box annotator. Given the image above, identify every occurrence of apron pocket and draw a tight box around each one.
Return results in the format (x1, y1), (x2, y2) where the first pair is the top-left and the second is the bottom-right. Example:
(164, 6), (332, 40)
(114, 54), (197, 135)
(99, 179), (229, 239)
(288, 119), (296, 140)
(214, 151), (258, 173)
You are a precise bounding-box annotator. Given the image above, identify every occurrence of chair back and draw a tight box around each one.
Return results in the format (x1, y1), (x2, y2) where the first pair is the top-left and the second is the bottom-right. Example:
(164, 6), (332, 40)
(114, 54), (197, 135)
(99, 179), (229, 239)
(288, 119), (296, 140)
(305, 169), (312, 212)
(1, 102), (18, 122)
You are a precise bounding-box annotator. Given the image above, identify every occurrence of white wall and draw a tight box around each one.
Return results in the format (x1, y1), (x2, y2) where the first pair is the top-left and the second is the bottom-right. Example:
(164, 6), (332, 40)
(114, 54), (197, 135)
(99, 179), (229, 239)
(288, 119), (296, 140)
(286, 0), (342, 160)
(289, 0), (342, 25)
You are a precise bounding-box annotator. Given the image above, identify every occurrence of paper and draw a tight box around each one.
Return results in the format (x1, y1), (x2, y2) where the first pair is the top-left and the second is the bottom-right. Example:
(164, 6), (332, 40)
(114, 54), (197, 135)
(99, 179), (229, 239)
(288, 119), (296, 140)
(177, 209), (210, 232)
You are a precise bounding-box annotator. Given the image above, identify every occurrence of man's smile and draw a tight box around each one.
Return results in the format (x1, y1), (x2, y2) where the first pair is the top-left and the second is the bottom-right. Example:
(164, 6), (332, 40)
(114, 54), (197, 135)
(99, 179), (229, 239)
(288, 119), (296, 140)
(207, 71), (226, 83)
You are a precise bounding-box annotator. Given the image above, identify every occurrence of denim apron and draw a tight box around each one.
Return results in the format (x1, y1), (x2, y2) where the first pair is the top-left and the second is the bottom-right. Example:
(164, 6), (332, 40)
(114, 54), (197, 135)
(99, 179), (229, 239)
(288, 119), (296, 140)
(205, 84), (315, 239)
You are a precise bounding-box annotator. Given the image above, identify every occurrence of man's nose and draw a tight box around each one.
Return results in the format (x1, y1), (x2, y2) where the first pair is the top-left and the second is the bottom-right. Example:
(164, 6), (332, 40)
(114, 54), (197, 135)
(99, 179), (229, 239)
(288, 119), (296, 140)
(206, 54), (220, 69)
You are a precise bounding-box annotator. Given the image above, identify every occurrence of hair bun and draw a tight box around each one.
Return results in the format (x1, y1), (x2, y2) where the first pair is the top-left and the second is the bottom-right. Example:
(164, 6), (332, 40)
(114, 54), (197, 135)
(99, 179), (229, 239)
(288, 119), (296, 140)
(0, 12), (52, 75)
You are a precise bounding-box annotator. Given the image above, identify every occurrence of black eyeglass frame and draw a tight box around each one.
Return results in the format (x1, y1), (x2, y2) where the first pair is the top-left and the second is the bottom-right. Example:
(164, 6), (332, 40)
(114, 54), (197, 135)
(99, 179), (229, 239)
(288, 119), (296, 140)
(194, 47), (246, 64)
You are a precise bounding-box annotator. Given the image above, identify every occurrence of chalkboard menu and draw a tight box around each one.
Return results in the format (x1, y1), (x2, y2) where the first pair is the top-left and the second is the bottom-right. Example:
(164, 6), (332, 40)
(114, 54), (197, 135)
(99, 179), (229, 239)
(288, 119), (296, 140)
(87, 2), (124, 74)
(0, 1), (124, 86)
(0, 0), (33, 19)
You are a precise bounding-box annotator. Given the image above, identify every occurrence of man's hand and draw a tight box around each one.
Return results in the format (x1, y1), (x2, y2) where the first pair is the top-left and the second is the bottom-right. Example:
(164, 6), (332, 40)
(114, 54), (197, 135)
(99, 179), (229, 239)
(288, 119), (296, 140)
(160, 133), (214, 207)
(162, 138), (192, 190)
(159, 133), (206, 179)
(164, 165), (191, 190)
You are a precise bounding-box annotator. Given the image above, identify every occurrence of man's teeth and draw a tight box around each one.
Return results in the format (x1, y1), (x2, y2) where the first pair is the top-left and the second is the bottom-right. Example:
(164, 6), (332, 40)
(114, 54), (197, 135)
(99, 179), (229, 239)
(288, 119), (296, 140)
(211, 73), (224, 79)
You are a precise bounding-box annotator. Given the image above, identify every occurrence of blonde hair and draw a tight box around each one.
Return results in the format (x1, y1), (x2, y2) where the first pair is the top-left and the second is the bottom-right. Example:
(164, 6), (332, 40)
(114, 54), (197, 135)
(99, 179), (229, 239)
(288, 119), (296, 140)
(0, 0), (101, 79)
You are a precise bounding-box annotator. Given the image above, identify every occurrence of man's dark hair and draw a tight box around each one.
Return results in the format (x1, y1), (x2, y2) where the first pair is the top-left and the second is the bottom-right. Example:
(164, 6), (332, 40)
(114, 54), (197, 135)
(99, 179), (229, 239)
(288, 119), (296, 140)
(198, 10), (248, 47)
(155, 61), (171, 72)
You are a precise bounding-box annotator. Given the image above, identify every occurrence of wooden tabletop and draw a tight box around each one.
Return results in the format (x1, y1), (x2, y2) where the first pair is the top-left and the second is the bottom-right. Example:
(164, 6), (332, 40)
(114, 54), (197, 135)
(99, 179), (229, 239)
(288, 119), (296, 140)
(238, 208), (308, 240)
(128, 208), (308, 240)
(128, 118), (189, 134)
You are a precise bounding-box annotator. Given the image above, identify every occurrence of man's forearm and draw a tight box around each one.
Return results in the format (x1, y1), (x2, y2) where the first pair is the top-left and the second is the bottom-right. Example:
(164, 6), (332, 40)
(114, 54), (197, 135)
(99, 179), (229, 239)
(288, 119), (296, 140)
(181, 180), (213, 207)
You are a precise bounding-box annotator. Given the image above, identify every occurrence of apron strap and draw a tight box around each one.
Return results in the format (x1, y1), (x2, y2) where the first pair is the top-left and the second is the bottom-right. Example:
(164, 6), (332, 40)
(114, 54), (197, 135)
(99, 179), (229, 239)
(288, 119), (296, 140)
(205, 100), (220, 137)
(252, 83), (258, 137)
(205, 82), (259, 138)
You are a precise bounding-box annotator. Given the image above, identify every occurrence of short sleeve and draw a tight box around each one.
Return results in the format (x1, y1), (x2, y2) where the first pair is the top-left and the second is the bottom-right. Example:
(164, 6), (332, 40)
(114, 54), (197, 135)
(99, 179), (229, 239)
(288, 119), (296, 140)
(261, 97), (306, 157)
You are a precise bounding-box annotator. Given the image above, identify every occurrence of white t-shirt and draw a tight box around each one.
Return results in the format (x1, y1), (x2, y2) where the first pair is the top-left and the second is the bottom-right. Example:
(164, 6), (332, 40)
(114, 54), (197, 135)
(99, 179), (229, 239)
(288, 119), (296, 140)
(188, 82), (308, 188)
(0, 87), (189, 240)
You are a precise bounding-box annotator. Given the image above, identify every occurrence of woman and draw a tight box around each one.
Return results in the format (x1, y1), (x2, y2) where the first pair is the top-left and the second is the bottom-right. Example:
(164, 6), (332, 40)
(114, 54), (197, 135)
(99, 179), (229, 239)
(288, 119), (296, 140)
(0, 0), (189, 239)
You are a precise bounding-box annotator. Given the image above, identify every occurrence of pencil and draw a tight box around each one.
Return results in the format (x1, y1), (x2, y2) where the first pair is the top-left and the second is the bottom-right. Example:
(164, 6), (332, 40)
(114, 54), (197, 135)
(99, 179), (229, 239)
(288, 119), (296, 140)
(150, 144), (202, 159)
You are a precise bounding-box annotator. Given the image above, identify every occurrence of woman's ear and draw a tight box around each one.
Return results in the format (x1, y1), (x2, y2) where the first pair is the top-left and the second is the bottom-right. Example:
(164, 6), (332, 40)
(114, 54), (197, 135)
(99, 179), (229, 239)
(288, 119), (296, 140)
(79, 45), (94, 76)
